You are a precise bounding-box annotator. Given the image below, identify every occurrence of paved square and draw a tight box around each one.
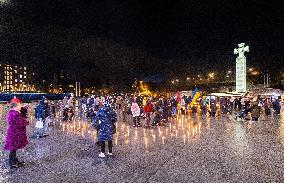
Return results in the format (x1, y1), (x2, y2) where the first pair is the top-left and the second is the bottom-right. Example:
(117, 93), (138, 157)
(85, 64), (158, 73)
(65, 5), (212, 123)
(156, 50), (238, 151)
(1, 111), (284, 182)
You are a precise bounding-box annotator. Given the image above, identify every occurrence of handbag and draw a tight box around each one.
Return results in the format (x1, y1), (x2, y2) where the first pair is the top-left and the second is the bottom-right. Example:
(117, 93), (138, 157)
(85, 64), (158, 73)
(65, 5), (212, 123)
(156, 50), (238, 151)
(35, 118), (44, 129)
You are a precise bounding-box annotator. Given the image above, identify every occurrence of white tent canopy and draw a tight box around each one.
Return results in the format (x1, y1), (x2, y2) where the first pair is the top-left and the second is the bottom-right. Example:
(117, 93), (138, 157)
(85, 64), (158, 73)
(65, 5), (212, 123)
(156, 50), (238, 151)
(209, 92), (244, 97)
(246, 88), (283, 98)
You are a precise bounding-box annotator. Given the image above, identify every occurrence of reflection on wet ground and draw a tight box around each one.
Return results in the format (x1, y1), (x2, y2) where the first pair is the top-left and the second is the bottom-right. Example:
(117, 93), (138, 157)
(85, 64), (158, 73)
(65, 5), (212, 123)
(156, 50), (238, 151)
(1, 110), (284, 182)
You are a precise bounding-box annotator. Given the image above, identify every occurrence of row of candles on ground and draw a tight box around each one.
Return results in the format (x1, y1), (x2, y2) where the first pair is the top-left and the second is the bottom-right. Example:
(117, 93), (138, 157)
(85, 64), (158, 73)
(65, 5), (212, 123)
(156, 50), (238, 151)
(59, 120), (97, 141)
(118, 121), (202, 149)
(55, 114), (203, 150)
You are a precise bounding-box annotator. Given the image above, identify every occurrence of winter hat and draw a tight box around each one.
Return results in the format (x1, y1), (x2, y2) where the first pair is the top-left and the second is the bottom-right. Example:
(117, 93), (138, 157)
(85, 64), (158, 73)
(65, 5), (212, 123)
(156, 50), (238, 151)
(10, 96), (21, 104)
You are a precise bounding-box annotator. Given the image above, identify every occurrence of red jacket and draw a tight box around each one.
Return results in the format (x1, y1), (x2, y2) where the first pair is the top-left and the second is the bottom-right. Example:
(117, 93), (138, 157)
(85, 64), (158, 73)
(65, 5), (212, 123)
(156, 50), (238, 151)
(143, 104), (153, 113)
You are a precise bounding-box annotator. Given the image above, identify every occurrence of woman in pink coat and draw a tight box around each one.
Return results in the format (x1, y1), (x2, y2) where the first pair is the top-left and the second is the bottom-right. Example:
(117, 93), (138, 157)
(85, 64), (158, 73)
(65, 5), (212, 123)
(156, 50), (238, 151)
(4, 101), (29, 168)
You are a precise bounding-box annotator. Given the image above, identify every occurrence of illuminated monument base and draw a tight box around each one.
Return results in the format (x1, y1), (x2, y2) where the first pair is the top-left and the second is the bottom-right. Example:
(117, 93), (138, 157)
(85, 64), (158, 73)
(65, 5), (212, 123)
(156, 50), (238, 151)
(234, 43), (249, 93)
(236, 57), (246, 92)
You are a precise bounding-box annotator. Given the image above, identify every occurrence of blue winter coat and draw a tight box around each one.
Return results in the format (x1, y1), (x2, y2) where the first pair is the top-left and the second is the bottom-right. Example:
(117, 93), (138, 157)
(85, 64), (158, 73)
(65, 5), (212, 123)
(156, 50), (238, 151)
(34, 104), (44, 120)
(93, 106), (117, 142)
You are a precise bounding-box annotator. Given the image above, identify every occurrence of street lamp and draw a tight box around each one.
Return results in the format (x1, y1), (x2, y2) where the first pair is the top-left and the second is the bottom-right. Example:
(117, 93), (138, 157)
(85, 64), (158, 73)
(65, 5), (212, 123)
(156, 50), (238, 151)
(208, 72), (215, 78)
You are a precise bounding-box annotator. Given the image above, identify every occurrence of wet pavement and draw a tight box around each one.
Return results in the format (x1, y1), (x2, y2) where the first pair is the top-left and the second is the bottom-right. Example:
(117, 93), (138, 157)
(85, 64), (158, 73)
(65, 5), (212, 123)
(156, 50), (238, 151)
(1, 110), (284, 183)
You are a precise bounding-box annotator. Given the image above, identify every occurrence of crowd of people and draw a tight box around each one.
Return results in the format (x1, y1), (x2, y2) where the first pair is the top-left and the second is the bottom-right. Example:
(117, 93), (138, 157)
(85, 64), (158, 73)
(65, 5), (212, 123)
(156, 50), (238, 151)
(2, 93), (282, 168)
(76, 94), (282, 127)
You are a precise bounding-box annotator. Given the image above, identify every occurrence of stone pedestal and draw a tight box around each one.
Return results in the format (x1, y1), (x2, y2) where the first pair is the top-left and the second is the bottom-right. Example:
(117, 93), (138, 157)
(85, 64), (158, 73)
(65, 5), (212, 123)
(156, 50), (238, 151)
(236, 56), (246, 92)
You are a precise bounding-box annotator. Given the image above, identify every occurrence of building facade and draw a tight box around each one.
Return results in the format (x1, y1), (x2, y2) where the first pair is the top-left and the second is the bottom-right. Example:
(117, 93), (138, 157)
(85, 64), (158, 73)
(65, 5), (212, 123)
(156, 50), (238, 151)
(0, 63), (36, 92)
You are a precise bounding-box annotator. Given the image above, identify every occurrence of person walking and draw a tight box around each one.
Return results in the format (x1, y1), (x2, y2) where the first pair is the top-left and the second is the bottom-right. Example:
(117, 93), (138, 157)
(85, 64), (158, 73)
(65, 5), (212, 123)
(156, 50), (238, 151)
(201, 97), (208, 116)
(143, 100), (153, 128)
(272, 98), (281, 115)
(93, 101), (117, 158)
(210, 98), (217, 117)
(170, 97), (177, 117)
(180, 98), (186, 115)
(4, 100), (29, 168)
(250, 98), (261, 121)
(131, 99), (141, 127)
(263, 98), (272, 118)
(34, 100), (45, 138)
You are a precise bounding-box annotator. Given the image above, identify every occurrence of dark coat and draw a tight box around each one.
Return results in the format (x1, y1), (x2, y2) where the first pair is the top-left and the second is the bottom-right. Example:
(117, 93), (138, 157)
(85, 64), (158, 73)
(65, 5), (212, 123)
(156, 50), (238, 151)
(93, 106), (117, 142)
(250, 102), (261, 118)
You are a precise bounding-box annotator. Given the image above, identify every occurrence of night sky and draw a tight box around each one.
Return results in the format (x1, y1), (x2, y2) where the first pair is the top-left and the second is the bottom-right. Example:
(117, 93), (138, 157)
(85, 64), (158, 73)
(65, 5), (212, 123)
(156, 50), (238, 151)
(0, 0), (283, 87)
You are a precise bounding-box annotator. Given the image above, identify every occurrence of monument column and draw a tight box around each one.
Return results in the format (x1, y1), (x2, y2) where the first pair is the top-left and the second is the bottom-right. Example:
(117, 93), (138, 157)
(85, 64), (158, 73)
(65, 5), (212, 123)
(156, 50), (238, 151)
(234, 43), (249, 93)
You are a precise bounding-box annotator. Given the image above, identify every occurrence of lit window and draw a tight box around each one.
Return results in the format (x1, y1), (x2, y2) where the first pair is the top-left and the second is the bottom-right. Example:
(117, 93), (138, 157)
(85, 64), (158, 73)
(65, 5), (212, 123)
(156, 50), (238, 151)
(24, 67), (26, 70)
(20, 75), (22, 78)
(15, 79), (17, 82)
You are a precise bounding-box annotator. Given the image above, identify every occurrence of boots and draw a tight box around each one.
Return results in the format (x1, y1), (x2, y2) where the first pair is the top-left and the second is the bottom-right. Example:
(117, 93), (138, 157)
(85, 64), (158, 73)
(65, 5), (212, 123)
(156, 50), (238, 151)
(9, 158), (23, 169)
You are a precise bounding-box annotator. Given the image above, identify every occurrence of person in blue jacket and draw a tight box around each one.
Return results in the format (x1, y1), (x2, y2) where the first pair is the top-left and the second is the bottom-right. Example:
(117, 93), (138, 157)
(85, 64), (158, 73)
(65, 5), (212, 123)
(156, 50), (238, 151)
(92, 100), (117, 158)
(34, 100), (44, 120)
(34, 100), (44, 138)
(272, 98), (281, 114)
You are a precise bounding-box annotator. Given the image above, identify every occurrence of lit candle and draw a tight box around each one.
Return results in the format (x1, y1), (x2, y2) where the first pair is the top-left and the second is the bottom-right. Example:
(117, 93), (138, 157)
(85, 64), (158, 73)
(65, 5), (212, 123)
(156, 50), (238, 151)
(152, 134), (156, 141)
(115, 137), (118, 145)
(162, 136), (165, 144)
(135, 130), (138, 139)
(145, 138), (148, 148)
